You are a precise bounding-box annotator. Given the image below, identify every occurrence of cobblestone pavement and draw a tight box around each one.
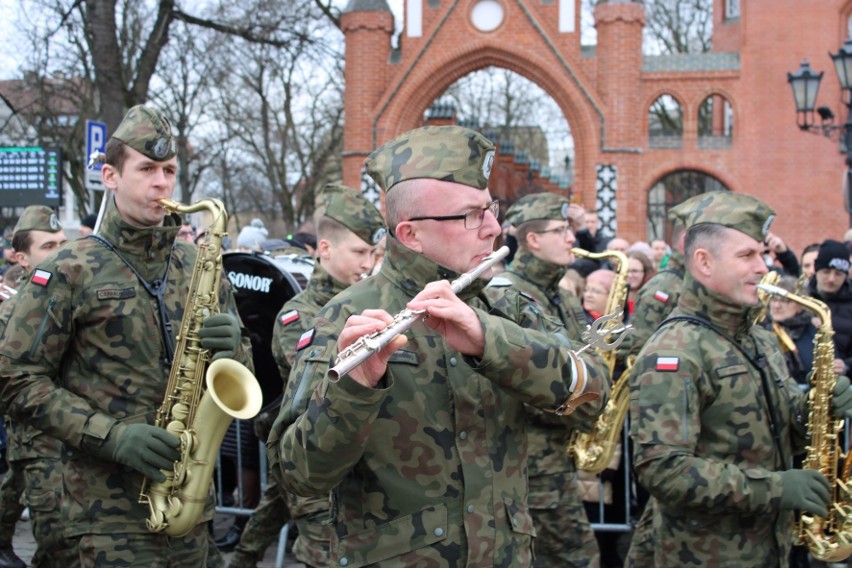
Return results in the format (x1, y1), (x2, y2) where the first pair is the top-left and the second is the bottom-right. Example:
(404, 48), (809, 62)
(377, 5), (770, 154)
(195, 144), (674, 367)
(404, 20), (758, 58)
(10, 512), (306, 568)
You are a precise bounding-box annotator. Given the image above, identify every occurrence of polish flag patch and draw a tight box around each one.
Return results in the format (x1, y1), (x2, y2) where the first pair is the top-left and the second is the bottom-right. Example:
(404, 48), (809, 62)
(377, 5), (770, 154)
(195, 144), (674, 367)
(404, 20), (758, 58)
(31, 269), (52, 287)
(653, 290), (670, 303)
(656, 356), (679, 372)
(279, 310), (300, 326)
(296, 329), (315, 351)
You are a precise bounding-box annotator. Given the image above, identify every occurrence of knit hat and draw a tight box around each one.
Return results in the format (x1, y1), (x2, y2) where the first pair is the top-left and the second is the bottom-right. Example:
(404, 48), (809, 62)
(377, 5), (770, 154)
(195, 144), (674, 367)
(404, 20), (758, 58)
(365, 125), (496, 192)
(13, 206), (62, 236)
(815, 239), (851, 273)
(505, 192), (569, 228)
(237, 225), (267, 250)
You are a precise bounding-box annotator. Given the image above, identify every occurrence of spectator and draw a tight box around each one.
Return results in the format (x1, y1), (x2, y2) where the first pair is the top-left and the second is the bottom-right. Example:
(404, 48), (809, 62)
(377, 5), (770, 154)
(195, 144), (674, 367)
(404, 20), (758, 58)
(573, 207), (606, 253)
(176, 223), (195, 243)
(806, 239), (852, 375)
(800, 243), (820, 280)
(770, 276), (816, 388)
(650, 239), (670, 267)
(582, 268), (617, 323)
(626, 251), (655, 317)
(763, 231), (800, 276)
(606, 237), (630, 254)
(236, 220), (268, 252)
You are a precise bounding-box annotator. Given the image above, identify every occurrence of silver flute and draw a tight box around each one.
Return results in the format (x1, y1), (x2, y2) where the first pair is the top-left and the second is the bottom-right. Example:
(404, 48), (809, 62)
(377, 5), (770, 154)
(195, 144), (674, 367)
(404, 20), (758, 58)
(329, 246), (510, 379)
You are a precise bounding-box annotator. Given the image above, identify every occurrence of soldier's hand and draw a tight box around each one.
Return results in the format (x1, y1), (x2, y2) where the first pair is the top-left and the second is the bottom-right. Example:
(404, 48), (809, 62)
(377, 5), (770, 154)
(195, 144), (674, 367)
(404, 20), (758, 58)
(100, 423), (181, 482)
(832, 375), (852, 418)
(338, 309), (408, 389)
(200, 313), (242, 361)
(778, 469), (830, 517)
(408, 280), (485, 357)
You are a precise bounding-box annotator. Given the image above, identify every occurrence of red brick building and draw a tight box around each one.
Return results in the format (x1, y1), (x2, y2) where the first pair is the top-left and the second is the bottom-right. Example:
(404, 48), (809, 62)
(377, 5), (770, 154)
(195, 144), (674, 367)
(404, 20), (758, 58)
(340, 0), (852, 252)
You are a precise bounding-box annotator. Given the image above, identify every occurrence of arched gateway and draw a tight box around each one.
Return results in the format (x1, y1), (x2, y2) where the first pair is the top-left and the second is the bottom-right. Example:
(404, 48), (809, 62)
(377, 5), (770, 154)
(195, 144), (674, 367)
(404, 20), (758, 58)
(341, 0), (850, 248)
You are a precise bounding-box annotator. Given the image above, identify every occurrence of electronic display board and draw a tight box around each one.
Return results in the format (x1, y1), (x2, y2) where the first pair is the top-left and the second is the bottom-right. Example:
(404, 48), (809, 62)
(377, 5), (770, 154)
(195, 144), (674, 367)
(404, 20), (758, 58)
(0, 146), (62, 207)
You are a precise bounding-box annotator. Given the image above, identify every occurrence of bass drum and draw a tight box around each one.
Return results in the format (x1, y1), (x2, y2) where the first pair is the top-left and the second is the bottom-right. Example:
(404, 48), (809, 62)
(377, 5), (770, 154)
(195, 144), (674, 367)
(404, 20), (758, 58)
(222, 251), (313, 404)
(220, 252), (314, 476)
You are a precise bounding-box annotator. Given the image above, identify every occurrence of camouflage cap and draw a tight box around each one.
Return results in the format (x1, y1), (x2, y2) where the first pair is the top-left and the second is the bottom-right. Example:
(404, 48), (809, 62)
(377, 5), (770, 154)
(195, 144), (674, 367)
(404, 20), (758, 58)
(365, 125), (496, 192)
(683, 191), (776, 243)
(505, 192), (569, 228)
(667, 193), (706, 228)
(13, 206), (62, 236)
(315, 184), (387, 245)
(111, 104), (177, 161)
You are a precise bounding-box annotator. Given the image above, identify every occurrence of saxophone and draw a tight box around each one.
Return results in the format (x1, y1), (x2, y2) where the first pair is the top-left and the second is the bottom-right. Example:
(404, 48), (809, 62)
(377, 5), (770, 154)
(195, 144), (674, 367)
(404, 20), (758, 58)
(567, 248), (631, 473)
(140, 198), (262, 537)
(757, 283), (852, 562)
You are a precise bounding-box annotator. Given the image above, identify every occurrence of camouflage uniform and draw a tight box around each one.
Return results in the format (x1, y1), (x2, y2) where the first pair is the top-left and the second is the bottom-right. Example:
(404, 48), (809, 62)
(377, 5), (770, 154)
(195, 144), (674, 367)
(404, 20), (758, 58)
(629, 193), (809, 567)
(486, 193), (600, 567)
(0, 206), (77, 567)
(0, 106), (253, 567)
(231, 185), (385, 568)
(268, 125), (609, 567)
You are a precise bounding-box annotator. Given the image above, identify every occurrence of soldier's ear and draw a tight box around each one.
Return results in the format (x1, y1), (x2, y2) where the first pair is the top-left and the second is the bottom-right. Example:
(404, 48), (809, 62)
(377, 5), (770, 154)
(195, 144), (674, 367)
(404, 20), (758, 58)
(101, 164), (119, 191)
(692, 248), (713, 277)
(395, 221), (422, 253)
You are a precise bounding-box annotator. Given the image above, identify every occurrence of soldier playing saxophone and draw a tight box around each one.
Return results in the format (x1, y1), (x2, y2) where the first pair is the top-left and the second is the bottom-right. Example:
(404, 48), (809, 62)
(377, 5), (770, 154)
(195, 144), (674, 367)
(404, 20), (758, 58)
(0, 105), (253, 567)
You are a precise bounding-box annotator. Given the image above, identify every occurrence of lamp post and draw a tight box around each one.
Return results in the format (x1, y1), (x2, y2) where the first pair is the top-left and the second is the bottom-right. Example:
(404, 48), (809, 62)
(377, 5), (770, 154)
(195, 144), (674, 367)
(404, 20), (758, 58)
(788, 38), (852, 222)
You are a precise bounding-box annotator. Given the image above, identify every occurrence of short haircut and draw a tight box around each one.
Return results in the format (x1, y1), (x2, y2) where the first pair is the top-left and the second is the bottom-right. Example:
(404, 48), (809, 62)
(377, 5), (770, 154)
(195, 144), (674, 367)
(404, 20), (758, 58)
(317, 216), (357, 244)
(684, 223), (730, 266)
(386, 178), (426, 231)
(11, 231), (32, 256)
(105, 138), (129, 173)
(801, 243), (820, 258)
(515, 220), (551, 250)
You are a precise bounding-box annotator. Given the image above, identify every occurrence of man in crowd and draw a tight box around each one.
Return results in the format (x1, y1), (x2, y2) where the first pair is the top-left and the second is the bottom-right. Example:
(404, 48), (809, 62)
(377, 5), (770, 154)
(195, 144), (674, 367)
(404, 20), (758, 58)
(487, 192), (602, 566)
(0, 105), (253, 567)
(629, 191), (849, 566)
(229, 184), (386, 568)
(807, 239), (852, 375)
(268, 125), (608, 566)
(0, 206), (70, 568)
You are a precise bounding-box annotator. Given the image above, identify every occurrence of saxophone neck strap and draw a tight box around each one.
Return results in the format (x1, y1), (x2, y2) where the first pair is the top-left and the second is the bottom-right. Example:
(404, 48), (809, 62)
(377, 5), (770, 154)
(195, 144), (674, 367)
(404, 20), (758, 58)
(87, 234), (177, 367)
(661, 314), (788, 471)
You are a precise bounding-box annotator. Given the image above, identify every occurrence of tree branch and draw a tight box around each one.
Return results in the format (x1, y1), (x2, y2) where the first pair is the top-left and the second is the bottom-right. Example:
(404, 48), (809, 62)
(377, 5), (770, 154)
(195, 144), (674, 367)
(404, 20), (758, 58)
(172, 9), (312, 48)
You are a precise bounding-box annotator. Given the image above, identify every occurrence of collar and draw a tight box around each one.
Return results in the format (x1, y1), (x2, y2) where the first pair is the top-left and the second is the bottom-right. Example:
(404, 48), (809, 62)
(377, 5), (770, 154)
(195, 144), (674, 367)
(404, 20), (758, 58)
(308, 262), (349, 303)
(98, 194), (181, 282)
(507, 250), (565, 295)
(677, 271), (752, 339)
(666, 250), (685, 272)
(381, 236), (487, 302)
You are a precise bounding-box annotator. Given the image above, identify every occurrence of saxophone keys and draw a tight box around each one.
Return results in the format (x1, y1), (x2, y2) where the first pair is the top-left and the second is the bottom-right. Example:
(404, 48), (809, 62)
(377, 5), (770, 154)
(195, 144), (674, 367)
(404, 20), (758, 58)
(167, 496), (183, 518)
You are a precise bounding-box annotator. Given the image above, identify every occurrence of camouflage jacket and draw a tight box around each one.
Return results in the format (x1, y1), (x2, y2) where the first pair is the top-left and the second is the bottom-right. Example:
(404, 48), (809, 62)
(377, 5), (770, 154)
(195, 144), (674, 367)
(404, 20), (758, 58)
(486, 250), (606, 477)
(271, 261), (347, 523)
(0, 197), (252, 536)
(619, 250), (684, 359)
(268, 237), (609, 568)
(0, 295), (62, 462)
(629, 272), (808, 567)
(271, 262), (346, 386)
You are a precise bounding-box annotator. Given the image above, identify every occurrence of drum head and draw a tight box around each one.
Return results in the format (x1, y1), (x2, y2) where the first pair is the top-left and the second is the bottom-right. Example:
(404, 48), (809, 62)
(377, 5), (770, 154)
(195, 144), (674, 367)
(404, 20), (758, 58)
(222, 252), (307, 403)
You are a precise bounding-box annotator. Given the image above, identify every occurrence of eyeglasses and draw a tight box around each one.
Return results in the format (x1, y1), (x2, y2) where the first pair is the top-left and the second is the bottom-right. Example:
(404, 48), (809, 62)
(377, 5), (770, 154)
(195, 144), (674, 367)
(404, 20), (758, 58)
(628, 268), (645, 275)
(534, 225), (571, 238)
(409, 200), (499, 230)
(177, 230), (194, 238)
(584, 286), (608, 296)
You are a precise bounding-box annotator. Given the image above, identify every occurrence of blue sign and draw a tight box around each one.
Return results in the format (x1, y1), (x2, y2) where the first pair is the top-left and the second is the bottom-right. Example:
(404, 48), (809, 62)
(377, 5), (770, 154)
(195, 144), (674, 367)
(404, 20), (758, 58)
(85, 120), (107, 171)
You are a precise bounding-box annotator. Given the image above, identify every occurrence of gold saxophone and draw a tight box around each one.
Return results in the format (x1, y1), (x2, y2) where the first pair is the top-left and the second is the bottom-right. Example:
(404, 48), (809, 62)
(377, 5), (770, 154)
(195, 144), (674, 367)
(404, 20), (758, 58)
(140, 198), (262, 537)
(567, 248), (631, 473)
(758, 283), (852, 562)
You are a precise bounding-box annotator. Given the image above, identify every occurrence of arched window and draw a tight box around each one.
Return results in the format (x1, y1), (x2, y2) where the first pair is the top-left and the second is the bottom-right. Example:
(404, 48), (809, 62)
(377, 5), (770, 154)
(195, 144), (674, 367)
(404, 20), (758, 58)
(648, 94), (683, 150)
(646, 170), (730, 242)
(698, 94), (733, 150)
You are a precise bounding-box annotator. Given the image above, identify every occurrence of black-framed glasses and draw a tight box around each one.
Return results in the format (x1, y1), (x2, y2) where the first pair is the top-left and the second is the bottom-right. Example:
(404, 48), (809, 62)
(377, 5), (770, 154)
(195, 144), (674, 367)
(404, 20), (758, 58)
(534, 225), (571, 238)
(409, 200), (499, 230)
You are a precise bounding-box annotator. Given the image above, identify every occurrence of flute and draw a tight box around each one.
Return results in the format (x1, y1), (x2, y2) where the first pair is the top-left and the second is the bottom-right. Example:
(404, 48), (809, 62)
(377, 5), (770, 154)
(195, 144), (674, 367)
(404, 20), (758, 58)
(329, 246), (510, 380)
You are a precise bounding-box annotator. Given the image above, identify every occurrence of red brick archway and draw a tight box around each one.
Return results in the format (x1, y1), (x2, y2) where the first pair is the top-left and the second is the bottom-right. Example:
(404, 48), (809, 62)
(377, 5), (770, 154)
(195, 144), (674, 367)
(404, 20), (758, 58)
(342, 0), (852, 251)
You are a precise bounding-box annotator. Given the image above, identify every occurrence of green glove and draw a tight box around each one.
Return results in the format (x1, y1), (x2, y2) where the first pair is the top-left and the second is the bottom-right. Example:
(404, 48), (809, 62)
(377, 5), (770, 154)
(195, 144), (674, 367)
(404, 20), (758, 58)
(98, 423), (181, 482)
(832, 375), (852, 418)
(199, 313), (242, 361)
(778, 469), (830, 517)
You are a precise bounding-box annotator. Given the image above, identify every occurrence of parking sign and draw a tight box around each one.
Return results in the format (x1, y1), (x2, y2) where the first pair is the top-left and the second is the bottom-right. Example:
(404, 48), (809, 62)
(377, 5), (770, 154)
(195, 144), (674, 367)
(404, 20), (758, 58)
(85, 120), (107, 190)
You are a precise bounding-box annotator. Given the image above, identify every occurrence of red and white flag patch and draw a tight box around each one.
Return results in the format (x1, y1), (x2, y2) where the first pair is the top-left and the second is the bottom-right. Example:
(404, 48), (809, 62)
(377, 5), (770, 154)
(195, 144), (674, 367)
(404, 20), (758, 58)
(31, 269), (52, 287)
(653, 290), (670, 303)
(279, 310), (300, 326)
(296, 328), (315, 351)
(656, 356), (679, 372)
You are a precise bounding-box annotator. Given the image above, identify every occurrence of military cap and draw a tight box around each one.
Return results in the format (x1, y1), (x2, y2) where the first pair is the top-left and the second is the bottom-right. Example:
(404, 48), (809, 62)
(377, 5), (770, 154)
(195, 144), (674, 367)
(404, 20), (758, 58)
(365, 125), (496, 192)
(315, 184), (387, 245)
(683, 191), (775, 243)
(667, 193), (705, 227)
(505, 192), (569, 228)
(13, 206), (62, 236)
(112, 104), (176, 161)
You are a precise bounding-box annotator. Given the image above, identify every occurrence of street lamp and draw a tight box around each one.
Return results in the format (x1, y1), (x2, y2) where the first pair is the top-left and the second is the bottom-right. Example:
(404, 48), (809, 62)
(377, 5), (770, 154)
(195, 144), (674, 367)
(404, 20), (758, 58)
(788, 38), (852, 218)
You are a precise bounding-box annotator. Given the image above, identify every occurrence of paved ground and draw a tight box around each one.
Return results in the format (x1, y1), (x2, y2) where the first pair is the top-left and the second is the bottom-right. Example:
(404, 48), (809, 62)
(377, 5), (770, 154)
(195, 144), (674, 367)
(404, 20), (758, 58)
(9, 511), (305, 568)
